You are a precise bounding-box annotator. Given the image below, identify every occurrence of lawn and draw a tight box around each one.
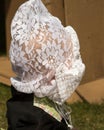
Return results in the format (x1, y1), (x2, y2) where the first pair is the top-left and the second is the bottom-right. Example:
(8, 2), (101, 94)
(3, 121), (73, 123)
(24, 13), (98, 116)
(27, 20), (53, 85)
(0, 83), (11, 130)
(0, 83), (104, 130)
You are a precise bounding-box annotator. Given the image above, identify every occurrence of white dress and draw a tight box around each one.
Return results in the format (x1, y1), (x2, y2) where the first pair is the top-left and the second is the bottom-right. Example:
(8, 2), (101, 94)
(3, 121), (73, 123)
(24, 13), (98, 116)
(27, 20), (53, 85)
(9, 0), (85, 105)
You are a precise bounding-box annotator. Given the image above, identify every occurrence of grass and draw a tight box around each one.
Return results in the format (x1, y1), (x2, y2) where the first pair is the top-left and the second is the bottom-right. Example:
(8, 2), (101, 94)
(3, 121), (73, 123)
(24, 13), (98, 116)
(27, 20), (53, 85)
(0, 83), (11, 130)
(70, 102), (104, 130)
(0, 83), (104, 130)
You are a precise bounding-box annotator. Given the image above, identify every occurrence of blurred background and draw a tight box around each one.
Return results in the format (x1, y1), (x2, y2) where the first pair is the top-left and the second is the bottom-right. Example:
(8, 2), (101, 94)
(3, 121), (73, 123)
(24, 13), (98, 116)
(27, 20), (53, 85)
(0, 0), (104, 129)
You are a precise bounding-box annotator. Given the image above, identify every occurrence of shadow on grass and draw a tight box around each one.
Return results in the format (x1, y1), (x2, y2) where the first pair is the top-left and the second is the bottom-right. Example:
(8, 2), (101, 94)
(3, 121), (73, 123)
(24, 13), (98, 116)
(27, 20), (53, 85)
(0, 83), (104, 130)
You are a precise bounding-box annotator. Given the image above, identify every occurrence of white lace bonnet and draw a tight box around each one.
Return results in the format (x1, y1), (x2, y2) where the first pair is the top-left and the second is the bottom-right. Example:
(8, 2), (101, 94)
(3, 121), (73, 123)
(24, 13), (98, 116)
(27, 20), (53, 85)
(10, 0), (85, 104)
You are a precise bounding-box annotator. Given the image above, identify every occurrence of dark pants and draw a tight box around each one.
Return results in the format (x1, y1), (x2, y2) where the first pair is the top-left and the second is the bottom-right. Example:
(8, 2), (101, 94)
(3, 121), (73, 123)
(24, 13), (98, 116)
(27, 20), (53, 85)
(6, 86), (68, 130)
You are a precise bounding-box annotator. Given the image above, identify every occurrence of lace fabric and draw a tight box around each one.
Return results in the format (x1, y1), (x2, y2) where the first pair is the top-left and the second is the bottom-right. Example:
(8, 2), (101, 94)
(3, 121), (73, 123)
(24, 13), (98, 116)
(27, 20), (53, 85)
(10, 0), (85, 104)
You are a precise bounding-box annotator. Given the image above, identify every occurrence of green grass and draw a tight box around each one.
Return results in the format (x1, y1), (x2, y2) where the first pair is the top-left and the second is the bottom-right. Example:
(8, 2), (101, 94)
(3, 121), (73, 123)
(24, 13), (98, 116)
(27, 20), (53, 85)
(0, 83), (11, 130)
(0, 83), (104, 130)
(70, 102), (104, 130)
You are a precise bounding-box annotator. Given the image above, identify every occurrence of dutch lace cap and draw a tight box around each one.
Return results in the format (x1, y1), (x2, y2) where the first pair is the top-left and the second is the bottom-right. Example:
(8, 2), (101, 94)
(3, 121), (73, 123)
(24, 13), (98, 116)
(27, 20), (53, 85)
(10, 0), (85, 104)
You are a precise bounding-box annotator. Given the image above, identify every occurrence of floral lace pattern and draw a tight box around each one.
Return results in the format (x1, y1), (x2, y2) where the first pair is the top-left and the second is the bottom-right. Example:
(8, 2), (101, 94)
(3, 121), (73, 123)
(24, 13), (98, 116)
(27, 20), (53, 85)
(10, 0), (85, 104)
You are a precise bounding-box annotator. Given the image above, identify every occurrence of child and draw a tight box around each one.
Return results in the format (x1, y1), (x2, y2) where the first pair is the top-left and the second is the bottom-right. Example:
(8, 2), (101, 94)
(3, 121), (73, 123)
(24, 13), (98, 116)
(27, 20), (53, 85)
(7, 0), (85, 130)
